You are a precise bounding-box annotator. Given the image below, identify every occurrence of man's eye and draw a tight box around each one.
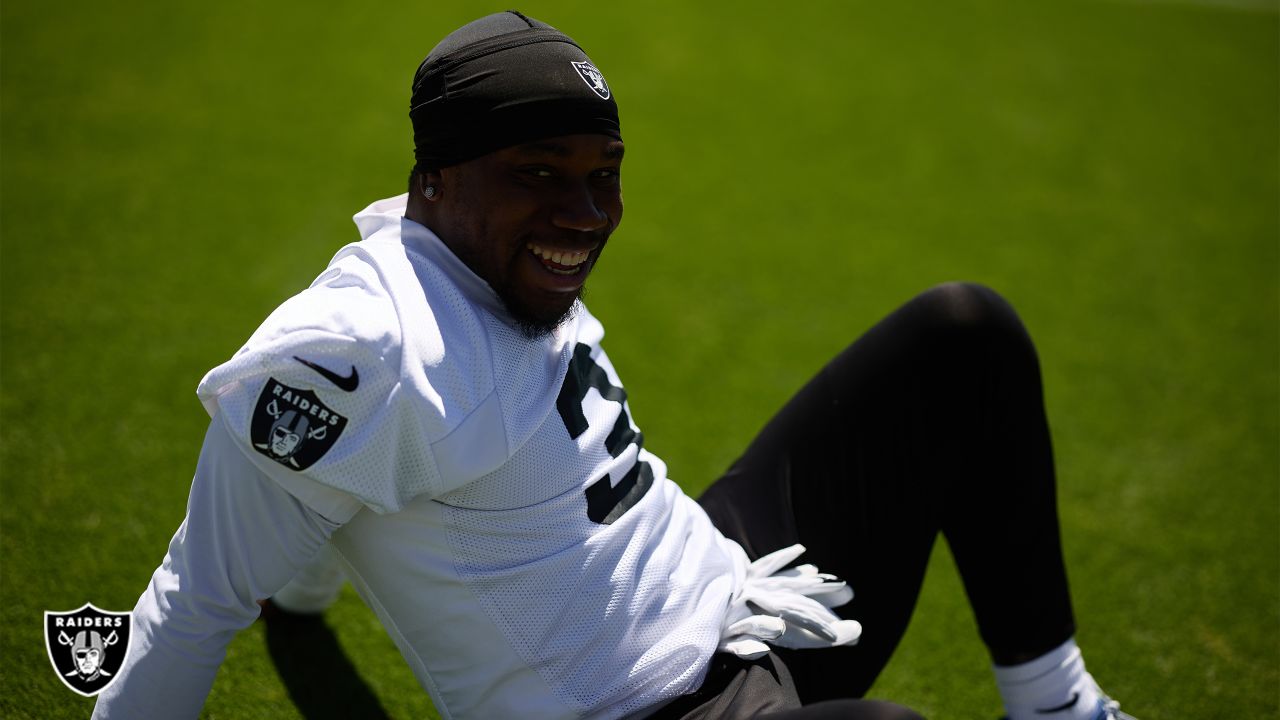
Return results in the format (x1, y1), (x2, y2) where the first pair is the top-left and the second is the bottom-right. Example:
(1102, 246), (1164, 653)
(592, 168), (621, 181)
(522, 167), (554, 178)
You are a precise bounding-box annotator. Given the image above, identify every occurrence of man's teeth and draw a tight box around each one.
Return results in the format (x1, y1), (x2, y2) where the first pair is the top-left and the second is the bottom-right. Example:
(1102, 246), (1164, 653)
(527, 243), (590, 268)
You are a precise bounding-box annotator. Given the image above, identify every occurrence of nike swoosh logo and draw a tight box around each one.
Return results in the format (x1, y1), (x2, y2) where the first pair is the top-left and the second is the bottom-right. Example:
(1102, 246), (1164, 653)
(1036, 693), (1080, 714)
(293, 356), (359, 392)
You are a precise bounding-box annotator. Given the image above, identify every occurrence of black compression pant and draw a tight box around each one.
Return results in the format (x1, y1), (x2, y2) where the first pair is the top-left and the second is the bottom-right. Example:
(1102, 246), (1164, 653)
(698, 282), (1076, 708)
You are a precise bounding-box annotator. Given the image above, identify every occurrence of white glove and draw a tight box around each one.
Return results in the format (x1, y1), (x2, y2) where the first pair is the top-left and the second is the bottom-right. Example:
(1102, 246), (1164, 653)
(718, 544), (862, 660)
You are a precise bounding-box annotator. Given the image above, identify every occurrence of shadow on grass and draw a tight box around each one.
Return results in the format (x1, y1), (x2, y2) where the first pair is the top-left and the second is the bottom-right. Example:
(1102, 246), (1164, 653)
(262, 610), (391, 720)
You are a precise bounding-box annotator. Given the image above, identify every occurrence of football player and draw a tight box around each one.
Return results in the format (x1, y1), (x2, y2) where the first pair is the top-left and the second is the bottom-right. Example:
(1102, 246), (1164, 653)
(93, 11), (1136, 720)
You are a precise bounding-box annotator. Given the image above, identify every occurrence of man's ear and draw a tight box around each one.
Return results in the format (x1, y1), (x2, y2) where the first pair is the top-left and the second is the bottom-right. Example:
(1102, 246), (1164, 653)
(420, 169), (444, 201)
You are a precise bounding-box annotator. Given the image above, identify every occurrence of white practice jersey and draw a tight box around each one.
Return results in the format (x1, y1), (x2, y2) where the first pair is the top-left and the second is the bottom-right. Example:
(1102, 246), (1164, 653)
(192, 195), (749, 719)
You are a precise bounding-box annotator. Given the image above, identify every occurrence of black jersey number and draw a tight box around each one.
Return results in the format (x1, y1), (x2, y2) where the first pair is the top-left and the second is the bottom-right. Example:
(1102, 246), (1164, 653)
(557, 343), (653, 524)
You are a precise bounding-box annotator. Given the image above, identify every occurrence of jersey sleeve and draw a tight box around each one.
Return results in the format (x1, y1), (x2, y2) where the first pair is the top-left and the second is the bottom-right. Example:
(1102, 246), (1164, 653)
(92, 419), (341, 719)
(196, 259), (445, 514)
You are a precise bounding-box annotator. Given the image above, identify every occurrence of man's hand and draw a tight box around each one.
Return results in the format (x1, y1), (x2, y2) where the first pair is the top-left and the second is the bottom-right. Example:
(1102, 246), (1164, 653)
(718, 544), (862, 660)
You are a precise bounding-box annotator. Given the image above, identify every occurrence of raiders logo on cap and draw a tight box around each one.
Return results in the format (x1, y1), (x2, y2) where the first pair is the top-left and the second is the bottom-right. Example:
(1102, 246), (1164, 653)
(250, 378), (348, 470)
(571, 60), (610, 100)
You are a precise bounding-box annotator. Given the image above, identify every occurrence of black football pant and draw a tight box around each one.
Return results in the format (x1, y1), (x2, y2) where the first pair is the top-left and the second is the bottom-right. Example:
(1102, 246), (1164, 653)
(694, 282), (1075, 716)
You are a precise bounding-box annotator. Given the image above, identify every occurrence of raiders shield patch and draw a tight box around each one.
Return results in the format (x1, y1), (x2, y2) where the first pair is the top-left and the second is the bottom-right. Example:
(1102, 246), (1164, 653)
(251, 378), (348, 470)
(571, 60), (611, 99)
(45, 603), (132, 697)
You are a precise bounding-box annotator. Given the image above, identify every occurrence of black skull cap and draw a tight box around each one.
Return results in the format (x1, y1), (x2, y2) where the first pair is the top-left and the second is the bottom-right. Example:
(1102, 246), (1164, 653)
(410, 10), (621, 170)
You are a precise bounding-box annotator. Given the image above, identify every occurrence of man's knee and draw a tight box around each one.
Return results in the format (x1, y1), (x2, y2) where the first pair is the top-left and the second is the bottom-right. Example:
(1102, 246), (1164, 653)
(904, 282), (1036, 360)
(914, 281), (1023, 333)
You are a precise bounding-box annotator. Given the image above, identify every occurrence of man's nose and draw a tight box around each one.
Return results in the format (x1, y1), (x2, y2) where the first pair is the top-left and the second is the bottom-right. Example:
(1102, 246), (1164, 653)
(551, 184), (608, 232)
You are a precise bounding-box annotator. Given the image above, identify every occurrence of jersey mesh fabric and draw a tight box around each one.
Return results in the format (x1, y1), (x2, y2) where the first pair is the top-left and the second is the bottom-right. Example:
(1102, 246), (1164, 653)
(205, 195), (750, 718)
(442, 336), (743, 717)
(195, 255), (442, 512)
(485, 309), (576, 465)
(197, 198), (559, 512)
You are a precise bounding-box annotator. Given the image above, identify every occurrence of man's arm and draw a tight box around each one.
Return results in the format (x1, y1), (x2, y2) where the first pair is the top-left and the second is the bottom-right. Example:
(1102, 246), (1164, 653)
(92, 417), (359, 719)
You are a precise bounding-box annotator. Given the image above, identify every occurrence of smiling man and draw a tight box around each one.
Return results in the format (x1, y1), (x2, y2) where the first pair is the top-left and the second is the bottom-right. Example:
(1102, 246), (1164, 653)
(94, 11), (1137, 720)
(410, 134), (625, 338)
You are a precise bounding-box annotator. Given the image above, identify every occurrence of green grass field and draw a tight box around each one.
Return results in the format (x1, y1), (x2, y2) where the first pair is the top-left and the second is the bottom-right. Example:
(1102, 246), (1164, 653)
(3, 0), (1276, 717)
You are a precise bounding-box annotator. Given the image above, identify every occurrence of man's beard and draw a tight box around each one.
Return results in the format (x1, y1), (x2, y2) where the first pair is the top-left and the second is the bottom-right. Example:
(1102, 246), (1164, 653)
(502, 286), (585, 340)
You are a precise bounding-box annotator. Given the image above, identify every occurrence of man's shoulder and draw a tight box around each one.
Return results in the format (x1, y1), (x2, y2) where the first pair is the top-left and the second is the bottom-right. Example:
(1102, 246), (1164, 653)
(246, 249), (403, 363)
(208, 227), (514, 412)
(246, 223), (493, 358)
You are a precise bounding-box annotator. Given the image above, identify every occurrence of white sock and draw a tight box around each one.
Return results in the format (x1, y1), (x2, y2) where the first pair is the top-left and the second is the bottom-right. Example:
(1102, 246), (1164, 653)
(993, 638), (1102, 720)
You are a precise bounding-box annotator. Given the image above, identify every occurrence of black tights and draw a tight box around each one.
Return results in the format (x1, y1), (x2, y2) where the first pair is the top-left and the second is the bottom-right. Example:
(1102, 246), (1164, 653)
(699, 282), (1075, 707)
